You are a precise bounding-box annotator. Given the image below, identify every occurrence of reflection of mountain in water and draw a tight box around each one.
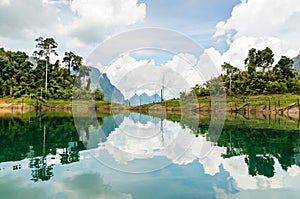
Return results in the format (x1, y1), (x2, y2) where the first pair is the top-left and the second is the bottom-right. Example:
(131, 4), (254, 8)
(101, 114), (125, 137)
(83, 113), (161, 149)
(129, 112), (160, 124)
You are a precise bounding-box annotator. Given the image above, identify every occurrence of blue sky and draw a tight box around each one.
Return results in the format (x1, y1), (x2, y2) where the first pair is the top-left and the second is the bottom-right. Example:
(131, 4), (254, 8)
(138, 0), (239, 28)
(0, 0), (239, 57)
(137, 0), (240, 50)
(1, 0), (300, 98)
(1, 0), (299, 62)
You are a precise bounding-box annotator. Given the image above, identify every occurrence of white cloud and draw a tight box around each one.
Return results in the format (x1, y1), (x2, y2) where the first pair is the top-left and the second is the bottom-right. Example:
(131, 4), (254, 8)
(196, 48), (223, 79)
(164, 53), (202, 86)
(0, 0), (58, 39)
(214, 0), (300, 68)
(0, 0), (10, 5)
(215, 0), (300, 39)
(63, 0), (146, 44)
(101, 51), (221, 99)
(104, 54), (152, 85)
(214, 21), (226, 38)
(0, 0), (146, 57)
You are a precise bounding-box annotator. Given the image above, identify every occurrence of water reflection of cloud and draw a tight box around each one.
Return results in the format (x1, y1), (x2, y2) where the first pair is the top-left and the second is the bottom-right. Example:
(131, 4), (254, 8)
(106, 119), (183, 155)
(0, 172), (132, 199)
(53, 172), (132, 199)
(93, 116), (224, 171)
(0, 175), (46, 199)
(199, 147), (225, 176)
(219, 155), (300, 193)
(80, 113), (300, 192)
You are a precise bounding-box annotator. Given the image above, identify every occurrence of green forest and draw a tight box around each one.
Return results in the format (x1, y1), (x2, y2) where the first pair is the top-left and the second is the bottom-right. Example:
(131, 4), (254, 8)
(1, 39), (299, 103)
(0, 37), (103, 100)
(183, 47), (300, 97)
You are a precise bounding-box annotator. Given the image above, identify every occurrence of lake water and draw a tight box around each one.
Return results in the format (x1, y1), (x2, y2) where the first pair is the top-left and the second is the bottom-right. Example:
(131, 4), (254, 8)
(0, 111), (300, 199)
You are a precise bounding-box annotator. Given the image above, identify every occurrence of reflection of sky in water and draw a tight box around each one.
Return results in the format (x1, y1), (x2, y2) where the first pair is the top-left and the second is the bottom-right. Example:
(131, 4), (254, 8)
(3, 152), (300, 199)
(1, 113), (300, 199)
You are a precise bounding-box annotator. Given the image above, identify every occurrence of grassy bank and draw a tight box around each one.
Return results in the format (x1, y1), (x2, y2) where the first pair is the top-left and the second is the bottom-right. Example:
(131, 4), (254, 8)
(137, 94), (300, 108)
(143, 111), (299, 132)
(0, 98), (113, 109)
(1, 97), (113, 107)
(1, 93), (299, 111)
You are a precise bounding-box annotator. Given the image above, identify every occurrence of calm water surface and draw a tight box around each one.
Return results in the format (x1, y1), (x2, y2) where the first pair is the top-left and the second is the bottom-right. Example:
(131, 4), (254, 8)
(0, 111), (300, 199)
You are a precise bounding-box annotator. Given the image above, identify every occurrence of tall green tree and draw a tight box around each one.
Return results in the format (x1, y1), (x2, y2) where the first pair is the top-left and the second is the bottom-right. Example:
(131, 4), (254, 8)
(33, 37), (58, 92)
(273, 56), (294, 79)
(221, 62), (239, 95)
(257, 47), (274, 73)
(62, 51), (83, 73)
(244, 48), (257, 74)
(244, 47), (274, 73)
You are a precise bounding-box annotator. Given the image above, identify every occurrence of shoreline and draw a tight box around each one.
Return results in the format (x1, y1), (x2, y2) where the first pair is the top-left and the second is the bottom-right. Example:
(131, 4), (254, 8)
(1, 100), (299, 120)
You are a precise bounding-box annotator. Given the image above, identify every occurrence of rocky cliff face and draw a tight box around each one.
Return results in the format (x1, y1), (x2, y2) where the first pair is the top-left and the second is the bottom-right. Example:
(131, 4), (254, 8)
(88, 66), (162, 105)
(293, 54), (300, 70)
(88, 66), (125, 103)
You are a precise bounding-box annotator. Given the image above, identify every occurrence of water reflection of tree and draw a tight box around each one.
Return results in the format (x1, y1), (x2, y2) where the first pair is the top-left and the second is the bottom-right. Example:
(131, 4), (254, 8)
(218, 127), (300, 177)
(163, 113), (300, 178)
(28, 125), (53, 182)
(245, 155), (275, 177)
(60, 142), (81, 164)
(29, 157), (54, 182)
(0, 113), (88, 162)
(0, 112), (102, 182)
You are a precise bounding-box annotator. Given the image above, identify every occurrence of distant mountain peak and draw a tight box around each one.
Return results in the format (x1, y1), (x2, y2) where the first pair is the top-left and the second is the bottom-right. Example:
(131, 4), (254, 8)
(87, 66), (163, 105)
(127, 93), (161, 106)
(293, 54), (300, 70)
(88, 66), (125, 104)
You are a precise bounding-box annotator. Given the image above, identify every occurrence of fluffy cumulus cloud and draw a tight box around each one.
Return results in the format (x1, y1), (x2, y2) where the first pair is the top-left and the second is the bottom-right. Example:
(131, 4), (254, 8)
(101, 51), (220, 99)
(63, 0), (146, 45)
(0, 0), (58, 39)
(213, 0), (300, 68)
(0, 0), (146, 54)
